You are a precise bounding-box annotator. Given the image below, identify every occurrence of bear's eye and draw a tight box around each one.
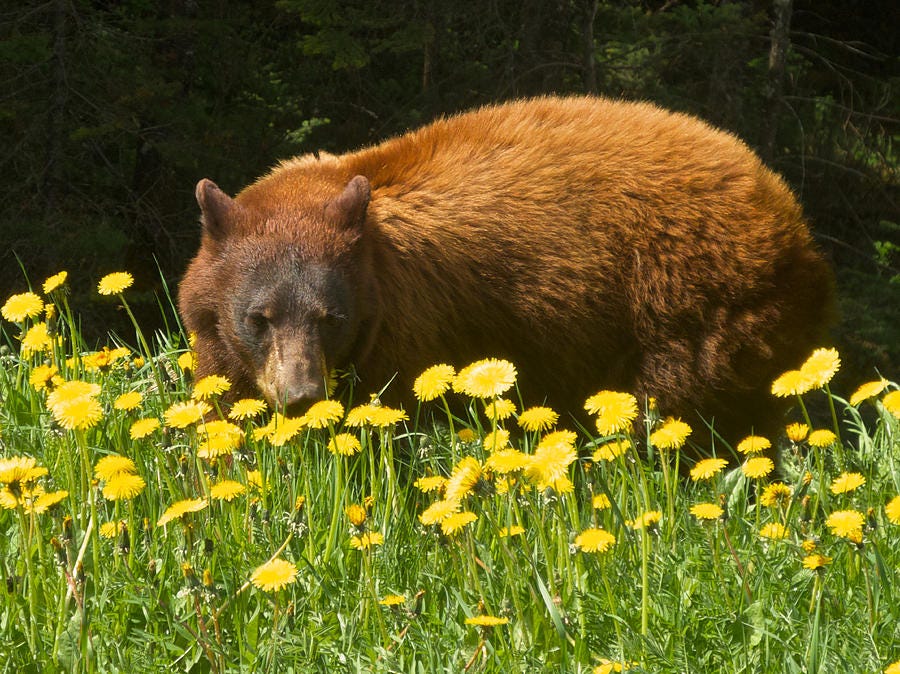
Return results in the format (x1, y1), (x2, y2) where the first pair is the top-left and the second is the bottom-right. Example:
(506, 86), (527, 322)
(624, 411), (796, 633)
(245, 311), (270, 336)
(322, 312), (346, 329)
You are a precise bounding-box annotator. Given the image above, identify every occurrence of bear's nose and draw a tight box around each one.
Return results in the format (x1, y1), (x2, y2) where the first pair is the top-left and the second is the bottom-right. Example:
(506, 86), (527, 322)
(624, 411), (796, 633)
(277, 378), (327, 416)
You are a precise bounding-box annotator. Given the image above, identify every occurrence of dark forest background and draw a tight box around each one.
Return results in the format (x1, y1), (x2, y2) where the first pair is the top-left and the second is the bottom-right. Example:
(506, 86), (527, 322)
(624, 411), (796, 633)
(2, 0), (898, 383)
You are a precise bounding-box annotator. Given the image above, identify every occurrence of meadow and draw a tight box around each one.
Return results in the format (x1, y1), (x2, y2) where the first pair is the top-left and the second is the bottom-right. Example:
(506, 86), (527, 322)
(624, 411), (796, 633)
(1, 270), (899, 673)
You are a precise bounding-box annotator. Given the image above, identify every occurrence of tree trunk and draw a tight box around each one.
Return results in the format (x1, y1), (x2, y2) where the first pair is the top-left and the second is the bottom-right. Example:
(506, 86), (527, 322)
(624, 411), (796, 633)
(761, 0), (793, 162)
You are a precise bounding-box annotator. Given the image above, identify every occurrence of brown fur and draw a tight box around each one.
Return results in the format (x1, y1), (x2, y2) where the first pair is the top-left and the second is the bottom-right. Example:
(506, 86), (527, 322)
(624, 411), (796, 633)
(179, 96), (834, 450)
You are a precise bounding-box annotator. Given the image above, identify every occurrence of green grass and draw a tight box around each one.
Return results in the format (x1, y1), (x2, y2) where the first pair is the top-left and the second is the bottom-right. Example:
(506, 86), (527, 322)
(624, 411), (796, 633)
(1, 275), (899, 673)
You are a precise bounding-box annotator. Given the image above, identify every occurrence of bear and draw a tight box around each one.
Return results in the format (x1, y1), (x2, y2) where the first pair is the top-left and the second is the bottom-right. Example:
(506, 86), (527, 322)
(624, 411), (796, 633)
(178, 95), (834, 452)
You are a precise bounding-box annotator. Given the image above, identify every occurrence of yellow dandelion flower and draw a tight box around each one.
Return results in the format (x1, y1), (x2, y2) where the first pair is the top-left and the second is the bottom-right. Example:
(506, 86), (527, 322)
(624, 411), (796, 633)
(368, 405), (408, 428)
(130, 417), (160, 439)
(157, 498), (208, 526)
(97, 272), (134, 295)
(209, 480), (246, 501)
(483, 428), (510, 452)
(826, 509), (865, 538)
(0, 457), (47, 488)
(690, 457), (728, 481)
(413, 475), (446, 493)
(585, 390), (638, 435)
(592, 439), (631, 462)
(807, 429), (837, 448)
(303, 399), (344, 428)
(444, 456), (482, 502)
(457, 427), (477, 443)
(802, 554), (832, 570)
(785, 422), (809, 442)
(886, 496), (900, 525)
(760, 522), (788, 539)
(2, 292), (44, 322)
(465, 615), (508, 627)
(849, 379), (889, 406)
(742, 456), (774, 479)
(328, 433), (362, 456)
(343, 403), (377, 427)
(419, 499), (461, 525)
(574, 527), (616, 553)
(52, 396), (104, 430)
(801, 539), (818, 553)
(345, 503), (367, 526)
(163, 400), (211, 428)
(592, 493), (611, 510)
(484, 448), (530, 474)
(886, 662), (900, 674)
(29, 363), (58, 391)
(628, 510), (662, 529)
(800, 347), (840, 388)
(760, 482), (792, 507)
(21, 322), (53, 355)
(882, 390), (900, 419)
(453, 358), (517, 398)
(266, 415), (306, 446)
(413, 364), (456, 401)
(295, 495), (306, 511)
(379, 594), (406, 606)
(350, 531), (384, 549)
(94, 455), (137, 481)
(25, 489), (67, 515)
(594, 660), (637, 674)
(177, 351), (196, 371)
(483, 397), (516, 422)
(46, 380), (101, 410)
(517, 406), (558, 432)
(250, 558), (297, 592)
(736, 435), (771, 455)
(246, 470), (263, 490)
(524, 430), (577, 489)
(440, 511), (477, 535)
(82, 346), (130, 371)
(191, 374), (231, 400)
(42, 271), (68, 294)
(771, 369), (815, 397)
(102, 473), (146, 501)
(650, 418), (692, 450)
(499, 525), (525, 537)
(114, 391), (143, 411)
(690, 503), (724, 520)
(830, 472), (866, 495)
(99, 520), (126, 539)
(228, 398), (267, 420)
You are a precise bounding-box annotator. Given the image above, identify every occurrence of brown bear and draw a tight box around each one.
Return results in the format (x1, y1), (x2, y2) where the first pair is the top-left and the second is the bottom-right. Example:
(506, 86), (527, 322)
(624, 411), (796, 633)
(178, 95), (834, 449)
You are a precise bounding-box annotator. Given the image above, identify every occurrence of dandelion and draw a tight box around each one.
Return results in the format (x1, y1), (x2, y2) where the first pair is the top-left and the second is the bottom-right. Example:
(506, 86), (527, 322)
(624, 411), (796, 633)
(574, 527), (616, 552)
(94, 455), (138, 481)
(650, 418), (692, 450)
(444, 457), (482, 502)
(157, 498), (208, 527)
(440, 511), (478, 535)
(413, 364), (456, 401)
(114, 391), (143, 411)
(771, 369), (815, 397)
(886, 496), (900, 525)
(525, 430), (577, 489)
(419, 499), (461, 525)
(830, 472), (866, 495)
(826, 509), (865, 538)
(885, 661), (900, 674)
(29, 363), (58, 391)
(344, 403), (377, 427)
(484, 449), (529, 474)
(483, 428), (510, 452)
(345, 504), (367, 526)
(209, 480), (246, 501)
(177, 351), (196, 371)
(736, 435), (771, 455)
(42, 271), (68, 294)
(229, 398), (267, 420)
(97, 272), (134, 295)
(457, 427), (477, 443)
(328, 433), (362, 456)
(21, 322), (53, 355)
(99, 520), (126, 539)
(453, 358), (517, 398)
(585, 390), (638, 435)
(483, 398), (516, 422)
(2, 292), (44, 322)
(379, 594), (406, 607)
(628, 510), (662, 530)
(742, 457), (774, 479)
(690, 457), (728, 481)
(849, 379), (889, 406)
(130, 417), (160, 440)
(690, 503), (724, 520)
(267, 416), (306, 446)
(802, 554), (832, 570)
(164, 400), (211, 428)
(760, 522), (788, 540)
(191, 374), (232, 400)
(102, 473), (146, 501)
(592, 439), (630, 462)
(518, 406), (558, 432)
(498, 525), (525, 537)
(800, 347), (840, 387)
(250, 558), (298, 592)
(83, 346), (130, 371)
(592, 493), (611, 510)
(465, 615), (508, 627)
(350, 531), (385, 549)
(52, 396), (104, 430)
(23, 489), (67, 515)
(304, 399), (344, 428)
(246, 470), (263, 490)
(785, 422), (809, 442)
(807, 429), (837, 448)
(413, 475), (446, 493)
(760, 482), (792, 507)
(882, 391), (900, 419)
(594, 661), (637, 674)
(368, 406), (408, 427)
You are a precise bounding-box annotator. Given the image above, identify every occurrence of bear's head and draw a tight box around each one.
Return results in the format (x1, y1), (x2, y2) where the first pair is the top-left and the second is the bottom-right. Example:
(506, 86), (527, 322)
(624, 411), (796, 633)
(178, 173), (375, 414)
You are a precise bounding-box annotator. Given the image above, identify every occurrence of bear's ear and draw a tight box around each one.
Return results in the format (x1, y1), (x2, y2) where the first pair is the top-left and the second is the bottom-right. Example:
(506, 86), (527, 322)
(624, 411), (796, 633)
(196, 179), (235, 239)
(324, 175), (371, 230)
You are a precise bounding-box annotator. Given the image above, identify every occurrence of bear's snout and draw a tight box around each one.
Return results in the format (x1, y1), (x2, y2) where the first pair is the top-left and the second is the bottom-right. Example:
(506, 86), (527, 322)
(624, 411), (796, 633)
(257, 331), (327, 414)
